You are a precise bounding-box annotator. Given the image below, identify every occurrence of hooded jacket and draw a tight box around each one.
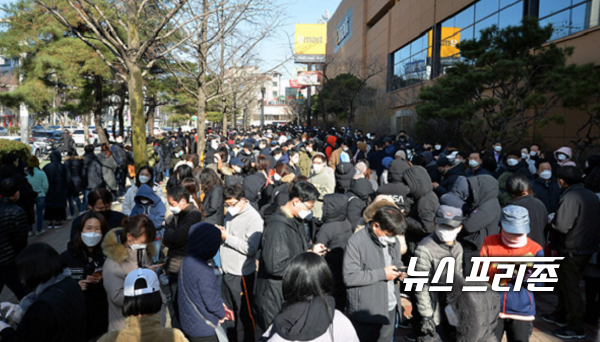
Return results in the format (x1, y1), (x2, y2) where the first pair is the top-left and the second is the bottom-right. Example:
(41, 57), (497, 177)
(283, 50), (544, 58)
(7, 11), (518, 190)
(298, 145), (315, 177)
(435, 162), (466, 197)
(403, 166), (439, 254)
(346, 178), (375, 231)
(263, 297), (359, 342)
(255, 207), (308, 331)
(64, 155), (86, 194)
(178, 223), (225, 338)
(309, 162), (335, 219)
(102, 228), (158, 332)
(377, 160), (412, 211)
(335, 162), (355, 194)
(530, 176), (560, 213)
(122, 183), (166, 216)
(497, 160), (532, 206)
(43, 150), (72, 209)
(202, 184), (224, 225)
(130, 184), (167, 230)
(554, 147), (577, 167)
(446, 275), (499, 342)
(243, 171), (267, 211)
(83, 152), (104, 190)
(550, 183), (600, 254)
(97, 152), (118, 191)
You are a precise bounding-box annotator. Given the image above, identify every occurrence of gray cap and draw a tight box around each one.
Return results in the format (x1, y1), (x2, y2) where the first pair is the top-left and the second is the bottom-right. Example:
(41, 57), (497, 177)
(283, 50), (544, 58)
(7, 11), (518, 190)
(435, 205), (463, 228)
(501, 205), (530, 234)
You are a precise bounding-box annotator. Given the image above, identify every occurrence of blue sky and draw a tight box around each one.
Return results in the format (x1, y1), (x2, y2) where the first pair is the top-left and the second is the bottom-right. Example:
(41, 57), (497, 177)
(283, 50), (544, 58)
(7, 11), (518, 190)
(0, 0), (341, 78)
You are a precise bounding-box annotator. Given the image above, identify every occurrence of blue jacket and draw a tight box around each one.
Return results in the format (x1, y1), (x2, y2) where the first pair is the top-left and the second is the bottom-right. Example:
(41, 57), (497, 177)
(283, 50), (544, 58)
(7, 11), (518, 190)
(178, 223), (225, 338)
(130, 184), (166, 229)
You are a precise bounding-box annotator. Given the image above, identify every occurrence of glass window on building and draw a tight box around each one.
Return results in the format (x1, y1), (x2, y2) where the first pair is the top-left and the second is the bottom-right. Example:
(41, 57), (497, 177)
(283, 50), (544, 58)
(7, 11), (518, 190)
(390, 31), (432, 90)
(539, 0), (600, 40)
(272, 91), (277, 97)
(273, 82), (278, 87)
(285, 87), (298, 98)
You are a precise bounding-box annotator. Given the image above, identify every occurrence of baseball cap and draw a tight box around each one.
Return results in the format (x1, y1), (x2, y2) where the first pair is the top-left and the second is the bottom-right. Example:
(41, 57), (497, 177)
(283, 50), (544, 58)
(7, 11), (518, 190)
(229, 157), (244, 167)
(124, 268), (161, 297)
(435, 205), (463, 228)
(501, 205), (530, 234)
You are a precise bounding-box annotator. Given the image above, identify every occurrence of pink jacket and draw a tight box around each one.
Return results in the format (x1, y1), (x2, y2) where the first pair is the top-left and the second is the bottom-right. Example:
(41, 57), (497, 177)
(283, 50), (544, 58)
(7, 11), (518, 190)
(554, 147), (577, 167)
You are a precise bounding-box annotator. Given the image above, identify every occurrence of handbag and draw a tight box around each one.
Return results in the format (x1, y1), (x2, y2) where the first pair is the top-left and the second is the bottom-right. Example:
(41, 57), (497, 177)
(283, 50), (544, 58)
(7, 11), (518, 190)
(179, 262), (229, 342)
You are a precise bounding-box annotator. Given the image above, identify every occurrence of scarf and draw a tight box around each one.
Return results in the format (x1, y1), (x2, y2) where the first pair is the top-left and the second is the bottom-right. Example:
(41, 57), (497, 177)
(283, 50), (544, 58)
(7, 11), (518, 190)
(501, 230), (528, 248)
(20, 268), (72, 313)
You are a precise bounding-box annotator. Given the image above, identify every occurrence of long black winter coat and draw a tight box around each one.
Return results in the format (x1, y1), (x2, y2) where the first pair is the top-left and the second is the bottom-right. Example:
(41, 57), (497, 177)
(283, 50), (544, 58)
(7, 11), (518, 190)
(202, 184), (224, 225)
(346, 178), (374, 231)
(43, 150), (71, 210)
(0, 198), (28, 267)
(65, 156), (86, 194)
(0, 163), (36, 225)
(530, 176), (560, 213)
(161, 140), (173, 169)
(83, 152), (104, 190)
(335, 162), (355, 194)
(163, 205), (204, 261)
(244, 172), (266, 211)
(61, 242), (108, 339)
(403, 166), (439, 255)
(255, 207), (308, 331)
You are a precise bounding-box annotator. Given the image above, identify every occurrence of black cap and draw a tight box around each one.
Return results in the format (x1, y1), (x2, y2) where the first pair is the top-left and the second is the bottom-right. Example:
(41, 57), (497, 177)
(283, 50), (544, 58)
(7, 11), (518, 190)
(436, 156), (452, 167)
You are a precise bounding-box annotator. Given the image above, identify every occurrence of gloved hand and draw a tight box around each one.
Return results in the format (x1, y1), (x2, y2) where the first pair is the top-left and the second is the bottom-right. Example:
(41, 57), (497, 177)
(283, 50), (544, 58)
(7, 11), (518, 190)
(1, 302), (23, 324)
(420, 316), (436, 336)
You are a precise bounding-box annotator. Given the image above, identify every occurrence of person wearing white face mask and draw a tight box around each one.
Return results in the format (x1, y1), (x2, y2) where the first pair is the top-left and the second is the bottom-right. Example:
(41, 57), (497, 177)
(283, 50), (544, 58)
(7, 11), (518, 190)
(130, 184), (167, 237)
(255, 181), (326, 333)
(218, 185), (264, 342)
(287, 150), (302, 176)
(102, 215), (164, 332)
(328, 138), (351, 169)
(498, 151), (533, 207)
(553, 146), (577, 167)
(123, 166), (166, 216)
(308, 153), (335, 219)
(62, 212), (110, 339)
(298, 140), (316, 177)
(413, 205), (464, 341)
(530, 160), (561, 214)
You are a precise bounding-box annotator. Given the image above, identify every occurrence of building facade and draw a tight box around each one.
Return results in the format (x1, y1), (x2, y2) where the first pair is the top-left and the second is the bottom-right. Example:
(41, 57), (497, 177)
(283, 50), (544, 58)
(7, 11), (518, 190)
(0, 57), (18, 128)
(326, 0), (600, 148)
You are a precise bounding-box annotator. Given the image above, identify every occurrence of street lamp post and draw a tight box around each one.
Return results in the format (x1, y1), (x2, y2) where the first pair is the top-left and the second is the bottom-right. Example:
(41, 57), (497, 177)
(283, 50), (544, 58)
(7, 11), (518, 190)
(260, 86), (266, 127)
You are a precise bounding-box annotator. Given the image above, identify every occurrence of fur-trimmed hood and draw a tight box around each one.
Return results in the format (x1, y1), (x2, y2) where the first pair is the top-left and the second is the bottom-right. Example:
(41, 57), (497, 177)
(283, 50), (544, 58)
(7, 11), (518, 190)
(64, 155), (83, 161)
(281, 173), (295, 183)
(102, 227), (156, 263)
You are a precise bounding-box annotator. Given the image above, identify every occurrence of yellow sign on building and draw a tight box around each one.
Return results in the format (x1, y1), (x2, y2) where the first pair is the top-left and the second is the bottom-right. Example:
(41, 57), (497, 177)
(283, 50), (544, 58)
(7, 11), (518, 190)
(428, 27), (461, 58)
(295, 24), (327, 55)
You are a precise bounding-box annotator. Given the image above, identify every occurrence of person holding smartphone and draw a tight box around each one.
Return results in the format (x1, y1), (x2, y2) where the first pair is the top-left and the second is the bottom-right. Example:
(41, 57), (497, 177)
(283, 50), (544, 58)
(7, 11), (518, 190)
(62, 212), (110, 340)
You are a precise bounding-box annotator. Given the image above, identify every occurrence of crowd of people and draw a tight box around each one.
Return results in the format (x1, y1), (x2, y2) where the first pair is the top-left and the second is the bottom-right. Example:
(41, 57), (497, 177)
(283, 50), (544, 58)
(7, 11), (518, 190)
(0, 125), (599, 342)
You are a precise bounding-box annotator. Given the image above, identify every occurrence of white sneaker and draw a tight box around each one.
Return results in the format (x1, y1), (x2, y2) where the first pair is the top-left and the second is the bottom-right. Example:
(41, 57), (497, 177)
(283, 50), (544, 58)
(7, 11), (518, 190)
(37, 229), (47, 235)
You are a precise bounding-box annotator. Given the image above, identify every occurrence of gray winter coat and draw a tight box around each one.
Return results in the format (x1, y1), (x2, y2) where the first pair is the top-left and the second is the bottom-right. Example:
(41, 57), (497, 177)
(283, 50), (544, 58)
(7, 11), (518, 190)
(343, 227), (402, 324)
(413, 234), (463, 324)
(97, 152), (118, 191)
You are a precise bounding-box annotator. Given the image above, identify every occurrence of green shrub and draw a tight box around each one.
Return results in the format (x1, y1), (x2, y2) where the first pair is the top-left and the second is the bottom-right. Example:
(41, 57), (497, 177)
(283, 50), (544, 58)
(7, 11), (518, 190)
(0, 139), (31, 166)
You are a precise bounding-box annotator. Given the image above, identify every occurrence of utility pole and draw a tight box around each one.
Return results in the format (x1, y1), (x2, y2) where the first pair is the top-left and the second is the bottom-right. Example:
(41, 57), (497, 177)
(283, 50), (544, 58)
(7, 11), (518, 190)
(260, 86), (266, 127)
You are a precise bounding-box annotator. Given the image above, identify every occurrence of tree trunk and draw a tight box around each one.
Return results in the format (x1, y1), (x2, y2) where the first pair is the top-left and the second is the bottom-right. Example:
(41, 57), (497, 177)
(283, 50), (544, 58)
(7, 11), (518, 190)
(147, 105), (155, 137)
(94, 76), (109, 145)
(196, 0), (209, 162)
(222, 106), (228, 133)
(128, 62), (148, 169)
(83, 112), (89, 145)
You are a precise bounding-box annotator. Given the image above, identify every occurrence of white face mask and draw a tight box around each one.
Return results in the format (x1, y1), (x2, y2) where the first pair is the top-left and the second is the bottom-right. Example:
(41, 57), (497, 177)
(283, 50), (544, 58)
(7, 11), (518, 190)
(521, 153), (528, 160)
(81, 232), (103, 247)
(298, 209), (312, 220)
(129, 243), (147, 250)
(139, 199), (151, 205)
(343, 147), (349, 152)
(507, 158), (518, 167)
(540, 170), (552, 180)
(291, 156), (300, 164)
(378, 235), (396, 246)
(306, 147), (313, 153)
(469, 160), (479, 168)
(435, 226), (461, 242)
(274, 154), (282, 161)
(312, 164), (324, 173)
(494, 145), (502, 152)
(233, 166), (242, 173)
(227, 206), (240, 217)
(116, 138), (123, 143)
(435, 145), (441, 150)
(170, 206), (181, 215)
(211, 140), (219, 149)
(274, 173), (282, 182)
(557, 154), (567, 161)
(139, 175), (151, 184)
(530, 151), (538, 157)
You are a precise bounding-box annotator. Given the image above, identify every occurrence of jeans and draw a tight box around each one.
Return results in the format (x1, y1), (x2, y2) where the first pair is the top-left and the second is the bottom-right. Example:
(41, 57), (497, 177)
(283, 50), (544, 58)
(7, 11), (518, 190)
(68, 195), (82, 217)
(82, 189), (90, 210)
(164, 169), (170, 178)
(33, 196), (46, 232)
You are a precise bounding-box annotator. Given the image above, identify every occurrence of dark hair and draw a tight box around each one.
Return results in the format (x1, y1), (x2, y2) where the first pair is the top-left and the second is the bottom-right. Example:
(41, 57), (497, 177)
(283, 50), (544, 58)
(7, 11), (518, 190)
(84, 144), (95, 154)
(181, 177), (202, 210)
(67, 149), (78, 157)
(557, 166), (582, 186)
(282, 253), (334, 308)
(535, 158), (551, 170)
(199, 168), (222, 194)
(584, 166), (600, 193)
(456, 151), (467, 160)
(73, 212), (109, 251)
(290, 175), (309, 191)
(411, 155), (426, 167)
(122, 278), (163, 317)
(167, 185), (190, 203)
(2, 152), (17, 165)
(288, 181), (319, 203)
(530, 143), (540, 151)
(481, 155), (497, 173)
(374, 140), (385, 149)
(274, 163), (292, 178)
(271, 147), (283, 156)
(506, 173), (531, 196)
(0, 178), (18, 197)
(288, 150), (300, 158)
(120, 215), (156, 247)
(136, 166), (155, 188)
(372, 205), (407, 235)
(188, 154), (200, 168)
(175, 165), (193, 182)
(256, 154), (270, 171)
(17, 243), (68, 290)
(505, 150), (520, 160)
(224, 184), (246, 201)
(88, 188), (112, 209)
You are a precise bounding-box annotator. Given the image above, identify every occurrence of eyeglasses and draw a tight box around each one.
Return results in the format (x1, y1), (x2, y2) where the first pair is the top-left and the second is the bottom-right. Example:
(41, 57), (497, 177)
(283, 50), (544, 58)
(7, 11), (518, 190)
(225, 200), (240, 207)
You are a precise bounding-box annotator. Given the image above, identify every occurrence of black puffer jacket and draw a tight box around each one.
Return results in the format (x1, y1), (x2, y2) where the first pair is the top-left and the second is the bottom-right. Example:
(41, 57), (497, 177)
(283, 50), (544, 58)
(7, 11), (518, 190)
(244, 172), (266, 211)
(255, 207), (308, 331)
(0, 163), (36, 225)
(64, 156), (86, 194)
(61, 242), (108, 339)
(512, 194), (548, 248)
(43, 150), (71, 210)
(378, 160), (412, 211)
(0, 198), (28, 267)
(335, 162), (355, 194)
(202, 184), (224, 225)
(83, 152), (103, 190)
(435, 162), (465, 197)
(403, 166), (439, 255)
(346, 178), (375, 231)
(163, 204), (204, 261)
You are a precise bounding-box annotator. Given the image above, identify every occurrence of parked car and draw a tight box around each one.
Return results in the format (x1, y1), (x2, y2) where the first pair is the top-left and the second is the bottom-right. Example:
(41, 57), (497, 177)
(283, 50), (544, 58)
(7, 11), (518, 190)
(64, 125), (78, 133)
(48, 125), (61, 131)
(72, 129), (87, 146)
(32, 125), (46, 132)
(0, 126), (7, 136)
(30, 130), (63, 157)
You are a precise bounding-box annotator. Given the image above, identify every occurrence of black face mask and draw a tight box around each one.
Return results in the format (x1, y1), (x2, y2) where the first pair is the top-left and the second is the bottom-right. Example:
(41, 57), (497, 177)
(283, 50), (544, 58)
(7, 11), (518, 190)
(98, 210), (111, 220)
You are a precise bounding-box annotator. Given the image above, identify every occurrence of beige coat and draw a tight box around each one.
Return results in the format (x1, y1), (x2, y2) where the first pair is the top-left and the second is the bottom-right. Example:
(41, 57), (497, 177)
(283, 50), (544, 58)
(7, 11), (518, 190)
(308, 166), (335, 219)
(102, 228), (165, 332)
(98, 315), (188, 342)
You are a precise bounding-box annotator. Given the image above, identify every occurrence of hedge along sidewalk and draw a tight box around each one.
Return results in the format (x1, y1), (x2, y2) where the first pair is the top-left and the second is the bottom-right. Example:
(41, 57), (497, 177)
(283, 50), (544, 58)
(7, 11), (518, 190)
(0, 139), (31, 165)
